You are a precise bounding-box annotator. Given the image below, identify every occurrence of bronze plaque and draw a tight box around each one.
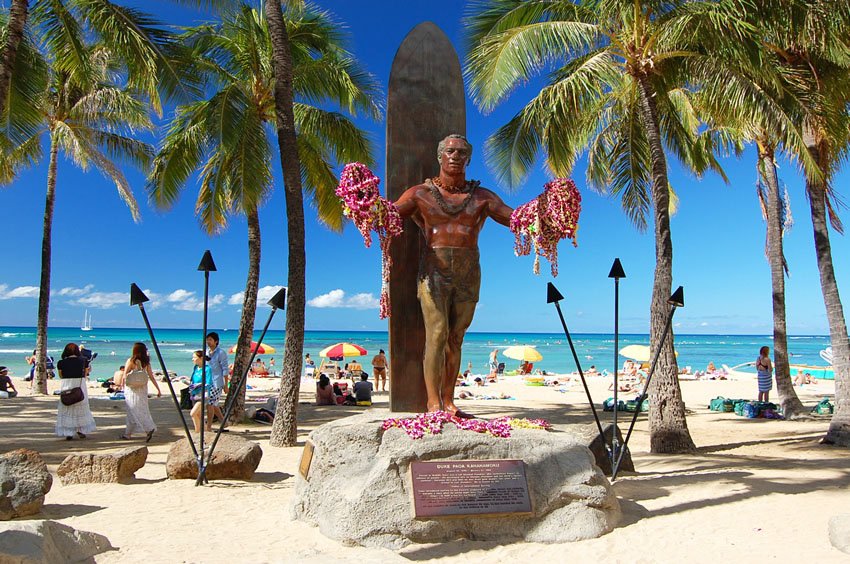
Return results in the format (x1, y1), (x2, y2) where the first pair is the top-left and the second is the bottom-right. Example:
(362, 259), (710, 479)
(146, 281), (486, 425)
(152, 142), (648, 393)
(298, 441), (314, 480)
(387, 22), (466, 413)
(410, 460), (532, 518)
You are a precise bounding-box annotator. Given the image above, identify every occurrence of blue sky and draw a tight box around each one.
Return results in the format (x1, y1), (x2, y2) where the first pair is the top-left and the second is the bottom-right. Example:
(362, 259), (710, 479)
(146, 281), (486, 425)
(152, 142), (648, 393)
(0, 0), (848, 335)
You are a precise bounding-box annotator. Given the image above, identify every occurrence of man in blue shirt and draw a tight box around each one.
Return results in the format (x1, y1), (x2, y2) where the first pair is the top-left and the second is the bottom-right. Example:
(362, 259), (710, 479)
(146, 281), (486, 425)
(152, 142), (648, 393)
(206, 332), (229, 427)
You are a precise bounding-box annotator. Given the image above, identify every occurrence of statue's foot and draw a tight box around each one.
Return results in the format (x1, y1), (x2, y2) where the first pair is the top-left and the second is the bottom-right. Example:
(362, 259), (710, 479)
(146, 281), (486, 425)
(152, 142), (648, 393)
(443, 402), (475, 419)
(426, 402), (443, 413)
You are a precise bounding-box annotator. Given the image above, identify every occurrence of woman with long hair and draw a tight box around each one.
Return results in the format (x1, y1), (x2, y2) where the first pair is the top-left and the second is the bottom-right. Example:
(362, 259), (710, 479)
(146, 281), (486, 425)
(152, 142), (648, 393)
(119, 342), (161, 441)
(55, 342), (96, 440)
(315, 374), (335, 405)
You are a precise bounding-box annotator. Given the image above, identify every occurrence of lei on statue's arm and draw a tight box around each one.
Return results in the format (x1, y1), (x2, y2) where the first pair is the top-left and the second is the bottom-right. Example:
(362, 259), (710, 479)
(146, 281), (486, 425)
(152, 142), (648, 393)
(509, 178), (581, 276)
(335, 163), (402, 319)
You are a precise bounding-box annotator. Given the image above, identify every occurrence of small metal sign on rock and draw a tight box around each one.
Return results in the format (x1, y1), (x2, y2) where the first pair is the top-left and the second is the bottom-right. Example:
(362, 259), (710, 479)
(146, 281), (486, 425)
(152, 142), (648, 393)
(299, 441), (315, 480)
(410, 460), (532, 518)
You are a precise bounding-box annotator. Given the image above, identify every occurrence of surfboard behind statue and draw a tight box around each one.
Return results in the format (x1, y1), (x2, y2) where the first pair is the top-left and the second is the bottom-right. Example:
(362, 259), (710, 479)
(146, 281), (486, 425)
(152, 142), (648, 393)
(386, 22), (466, 413)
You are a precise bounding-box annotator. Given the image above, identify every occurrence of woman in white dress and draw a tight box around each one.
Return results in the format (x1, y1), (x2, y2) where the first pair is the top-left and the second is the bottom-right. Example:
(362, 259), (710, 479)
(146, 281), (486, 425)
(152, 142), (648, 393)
(118, 342), (161, 441)
(56, 343), (96, 440)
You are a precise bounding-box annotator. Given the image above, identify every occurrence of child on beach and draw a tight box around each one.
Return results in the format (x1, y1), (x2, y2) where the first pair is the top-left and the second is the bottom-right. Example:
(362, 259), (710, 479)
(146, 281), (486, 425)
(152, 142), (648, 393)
(756, 346), (773, 402)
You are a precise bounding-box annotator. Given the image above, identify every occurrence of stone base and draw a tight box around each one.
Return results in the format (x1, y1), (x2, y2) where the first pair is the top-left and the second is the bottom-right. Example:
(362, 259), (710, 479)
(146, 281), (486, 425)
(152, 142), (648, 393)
(291, 410), (621, 549)
(0, 520), (113, 563)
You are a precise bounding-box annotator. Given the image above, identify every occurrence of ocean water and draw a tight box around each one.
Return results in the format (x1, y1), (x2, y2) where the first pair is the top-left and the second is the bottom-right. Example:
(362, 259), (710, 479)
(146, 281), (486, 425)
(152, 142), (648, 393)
(0, 326), (833, 381)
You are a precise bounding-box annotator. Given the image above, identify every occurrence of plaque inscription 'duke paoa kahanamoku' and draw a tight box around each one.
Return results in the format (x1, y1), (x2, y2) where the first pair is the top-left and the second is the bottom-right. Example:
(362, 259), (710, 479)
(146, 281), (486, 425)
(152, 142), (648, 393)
(409, 460), (532, 518)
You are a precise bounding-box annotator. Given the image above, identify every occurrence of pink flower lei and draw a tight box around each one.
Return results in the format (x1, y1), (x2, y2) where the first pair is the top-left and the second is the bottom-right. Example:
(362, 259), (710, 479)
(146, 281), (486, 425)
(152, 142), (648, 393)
(509, 178), (581, 276)
(336, 163), (403, 318)
(382, 411), (551, 439)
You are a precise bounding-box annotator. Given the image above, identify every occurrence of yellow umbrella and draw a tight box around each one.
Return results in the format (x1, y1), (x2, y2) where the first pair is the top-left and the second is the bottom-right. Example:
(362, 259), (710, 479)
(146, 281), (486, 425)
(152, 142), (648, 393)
(619, 344), (676, 362)
(502, 345), (543, 362)
(619, 344), (651, 362)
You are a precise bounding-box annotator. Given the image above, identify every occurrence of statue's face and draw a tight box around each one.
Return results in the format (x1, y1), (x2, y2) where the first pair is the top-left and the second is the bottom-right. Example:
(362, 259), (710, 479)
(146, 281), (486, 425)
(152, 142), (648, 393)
(439, 138), (471, 174)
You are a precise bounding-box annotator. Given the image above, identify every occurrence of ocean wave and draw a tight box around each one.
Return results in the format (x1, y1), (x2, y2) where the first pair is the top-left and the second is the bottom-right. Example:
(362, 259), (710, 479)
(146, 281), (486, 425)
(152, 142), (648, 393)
(1, 332), (32, 338)
(0, 349), (32, 353)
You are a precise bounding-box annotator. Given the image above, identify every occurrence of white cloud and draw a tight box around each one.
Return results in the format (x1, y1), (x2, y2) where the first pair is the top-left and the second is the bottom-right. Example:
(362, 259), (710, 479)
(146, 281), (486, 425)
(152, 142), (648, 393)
(75, 292), (127, 309)
(229, 286), (286, 307)
(167, 289), (195, 302)
(53, 285), (94, 297)
(173, 293), (225, 312)
(0, 284), (40, 299)
(258, 285), (286, 306)
(308, 289), (378, 310)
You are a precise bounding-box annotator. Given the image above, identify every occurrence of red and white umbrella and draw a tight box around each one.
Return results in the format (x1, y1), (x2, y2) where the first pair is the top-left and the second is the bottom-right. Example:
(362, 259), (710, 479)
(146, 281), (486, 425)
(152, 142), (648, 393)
(228, 341), (275, 354)
(319, 342), (367, 358)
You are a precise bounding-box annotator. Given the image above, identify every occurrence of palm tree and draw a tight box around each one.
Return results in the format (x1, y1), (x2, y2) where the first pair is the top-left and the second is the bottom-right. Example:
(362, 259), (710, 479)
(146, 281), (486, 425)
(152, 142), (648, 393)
(690, 44), (813, 416)
(0, 40), (153, 394)
(149, 3), (379, 426)
(0, 0), (29, 118)
(465, 0), (766, 452)
(752, 0), (850, 442)
(1, 0), (209, 389)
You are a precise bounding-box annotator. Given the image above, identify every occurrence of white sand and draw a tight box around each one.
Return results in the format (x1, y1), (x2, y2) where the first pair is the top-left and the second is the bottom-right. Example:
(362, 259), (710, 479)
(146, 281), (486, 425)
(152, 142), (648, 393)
(0, 374), (847, 563)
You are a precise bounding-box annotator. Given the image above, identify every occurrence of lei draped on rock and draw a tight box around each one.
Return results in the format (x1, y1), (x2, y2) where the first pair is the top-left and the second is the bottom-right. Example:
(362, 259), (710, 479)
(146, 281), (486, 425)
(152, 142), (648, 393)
(335, 163), (403, 319)
(509, 178), (581, 276)
(382, 411), (550, 439)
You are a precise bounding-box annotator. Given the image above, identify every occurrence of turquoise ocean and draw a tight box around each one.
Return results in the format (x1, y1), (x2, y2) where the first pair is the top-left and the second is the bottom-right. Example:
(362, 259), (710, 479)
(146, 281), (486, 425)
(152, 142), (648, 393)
(0, 326), (833, 381)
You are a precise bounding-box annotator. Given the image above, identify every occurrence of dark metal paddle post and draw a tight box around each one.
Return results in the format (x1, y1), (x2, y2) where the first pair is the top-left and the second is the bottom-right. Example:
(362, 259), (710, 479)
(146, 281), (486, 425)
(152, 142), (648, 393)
(129, 283), (199, 459)
(546, 282), (610, 457)
(197, 250), (216, 485)
(196, 288), (286, 486)
(608, 259), (626, 471)
(611, 286), (684, 481)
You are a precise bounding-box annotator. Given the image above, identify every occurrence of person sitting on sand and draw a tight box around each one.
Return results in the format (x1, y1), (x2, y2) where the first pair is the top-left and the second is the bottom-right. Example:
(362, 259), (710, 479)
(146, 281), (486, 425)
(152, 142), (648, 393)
(0, 366), (18, 398)
(315, 374), (336, 405)
(586, 365), (599, 376)
(352, 373), (373, 406)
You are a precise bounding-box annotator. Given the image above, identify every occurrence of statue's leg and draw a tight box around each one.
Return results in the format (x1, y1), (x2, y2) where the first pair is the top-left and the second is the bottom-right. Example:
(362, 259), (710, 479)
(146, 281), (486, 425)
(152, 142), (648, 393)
(442, 300), (477, 417)
(418, 277), (449, 412)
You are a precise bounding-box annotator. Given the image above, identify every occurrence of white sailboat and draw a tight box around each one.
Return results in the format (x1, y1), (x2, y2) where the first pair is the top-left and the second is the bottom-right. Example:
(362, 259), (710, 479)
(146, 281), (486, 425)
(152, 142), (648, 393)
(81, 310), (93, 331)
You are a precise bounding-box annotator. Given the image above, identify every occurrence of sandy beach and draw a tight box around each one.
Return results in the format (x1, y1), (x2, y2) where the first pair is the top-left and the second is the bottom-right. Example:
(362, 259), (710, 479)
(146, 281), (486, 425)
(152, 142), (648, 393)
(1, 372), (847, 563)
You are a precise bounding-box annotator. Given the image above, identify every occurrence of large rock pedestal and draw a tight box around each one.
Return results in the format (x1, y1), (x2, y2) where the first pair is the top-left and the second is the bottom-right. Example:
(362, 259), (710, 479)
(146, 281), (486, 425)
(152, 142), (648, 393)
(57, 446), (148, 485)
(0, 450), (53, 520)
(292, 411), (621, 549)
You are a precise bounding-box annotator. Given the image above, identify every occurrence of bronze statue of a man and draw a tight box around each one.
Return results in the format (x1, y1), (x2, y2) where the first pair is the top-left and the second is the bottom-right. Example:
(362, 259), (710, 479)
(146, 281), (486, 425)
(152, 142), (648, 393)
(395, 134), (513, 416)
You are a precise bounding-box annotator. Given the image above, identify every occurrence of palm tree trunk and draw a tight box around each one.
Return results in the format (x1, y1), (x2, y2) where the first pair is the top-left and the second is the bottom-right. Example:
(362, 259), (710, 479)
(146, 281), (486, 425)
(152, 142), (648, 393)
(0, 0), (29, 117)
(229, 206), (261, 424)
(757, 141), (804, 416)
(635, 74), (695, 453)
(34, 136), (58, 395)
(266, 0), (306, 448)
(803, 127), (850, 445)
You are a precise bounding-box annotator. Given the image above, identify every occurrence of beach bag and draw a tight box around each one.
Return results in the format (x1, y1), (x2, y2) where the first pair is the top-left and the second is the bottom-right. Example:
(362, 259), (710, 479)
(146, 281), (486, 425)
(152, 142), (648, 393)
(812, 398), (834, 415)
(125, 369), (148, 390)
(709, 397), (726, 411)
(60, 386), (84, 406)
(179, 387), (192, 410)
(734, 400), (749, 416)
(742, 402), (760, 419)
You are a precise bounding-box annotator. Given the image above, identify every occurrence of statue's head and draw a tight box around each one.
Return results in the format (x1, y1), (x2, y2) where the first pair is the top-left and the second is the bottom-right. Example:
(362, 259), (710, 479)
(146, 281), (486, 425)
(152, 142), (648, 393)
(437, 134), (472, 168)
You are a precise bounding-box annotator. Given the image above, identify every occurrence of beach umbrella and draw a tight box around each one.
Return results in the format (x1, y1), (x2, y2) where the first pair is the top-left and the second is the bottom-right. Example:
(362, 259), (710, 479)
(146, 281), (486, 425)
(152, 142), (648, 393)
(619, 344), (651, 362)
(619, 344), (676, 362)
(228, 341), (275, 354)
(319, 342), (367, 358)
(502, 345), (543, 362)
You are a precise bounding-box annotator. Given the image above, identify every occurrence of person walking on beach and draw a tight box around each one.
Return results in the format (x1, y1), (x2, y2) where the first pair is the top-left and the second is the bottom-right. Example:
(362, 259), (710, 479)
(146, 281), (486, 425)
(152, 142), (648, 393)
(372, 349), (388, 392)
(488, 349), (499, 380)
(119, 342), (161, 442)
(55, 343), (96, 440)
(206, 332), (228, 426)
(756, 346), (773, 402)
(189, 350), (214, 433)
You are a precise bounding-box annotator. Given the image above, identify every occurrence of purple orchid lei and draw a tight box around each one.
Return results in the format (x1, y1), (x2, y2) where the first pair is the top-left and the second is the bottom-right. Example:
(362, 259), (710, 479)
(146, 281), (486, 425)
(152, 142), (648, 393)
(382, 411), (551, 439)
